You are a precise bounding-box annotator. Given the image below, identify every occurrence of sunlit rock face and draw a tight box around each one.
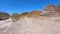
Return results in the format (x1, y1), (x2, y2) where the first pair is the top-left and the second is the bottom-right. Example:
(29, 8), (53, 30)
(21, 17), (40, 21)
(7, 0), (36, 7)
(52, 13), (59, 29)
(0, 18), (12, 34)
(55, 5), (60, 11)
(40, 5), (56, 16)
(31, 10), (41, 15)
(44, 5), (55, 11)
(55, 5), (60, 15)
(4, 17), (60, 34)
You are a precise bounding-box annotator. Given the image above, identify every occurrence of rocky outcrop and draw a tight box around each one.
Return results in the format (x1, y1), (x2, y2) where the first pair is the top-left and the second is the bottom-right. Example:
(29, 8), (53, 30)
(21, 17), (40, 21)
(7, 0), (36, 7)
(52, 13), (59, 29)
(40, 4), (60, 16)
(55, 4), (60, 14)
(31, 10), (41, 16)
(0, 12), (10, 20)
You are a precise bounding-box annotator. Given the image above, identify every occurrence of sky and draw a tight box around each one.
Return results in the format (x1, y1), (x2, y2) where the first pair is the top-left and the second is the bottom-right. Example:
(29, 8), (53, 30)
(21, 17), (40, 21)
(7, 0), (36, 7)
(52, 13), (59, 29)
(0, 0), (60, 15)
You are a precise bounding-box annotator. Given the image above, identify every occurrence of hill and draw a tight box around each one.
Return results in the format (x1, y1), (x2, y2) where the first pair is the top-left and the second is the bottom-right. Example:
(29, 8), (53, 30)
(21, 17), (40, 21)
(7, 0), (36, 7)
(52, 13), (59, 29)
(0, 4), (60, 34)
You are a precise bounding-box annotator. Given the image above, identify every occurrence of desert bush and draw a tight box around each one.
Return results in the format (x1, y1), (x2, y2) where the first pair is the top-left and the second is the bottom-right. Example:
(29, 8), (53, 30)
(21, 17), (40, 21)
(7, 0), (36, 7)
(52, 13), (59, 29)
(26, 12), (32, 17)
(12, 13), (20, 21)
(21, 12), (28, 16)
(20, 12), (31, 17)
(0, 12), (10, 20)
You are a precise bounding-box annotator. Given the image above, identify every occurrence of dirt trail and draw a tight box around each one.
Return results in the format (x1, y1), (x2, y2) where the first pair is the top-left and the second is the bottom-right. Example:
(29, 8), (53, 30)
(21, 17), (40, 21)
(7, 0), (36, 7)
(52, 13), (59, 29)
(3, 17), (60, 34)
(0, 18), (12, 34)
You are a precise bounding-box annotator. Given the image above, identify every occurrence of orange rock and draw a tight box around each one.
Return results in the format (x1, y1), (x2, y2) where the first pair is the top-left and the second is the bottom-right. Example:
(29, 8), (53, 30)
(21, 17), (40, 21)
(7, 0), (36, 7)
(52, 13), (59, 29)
(31, 10), (41, 15)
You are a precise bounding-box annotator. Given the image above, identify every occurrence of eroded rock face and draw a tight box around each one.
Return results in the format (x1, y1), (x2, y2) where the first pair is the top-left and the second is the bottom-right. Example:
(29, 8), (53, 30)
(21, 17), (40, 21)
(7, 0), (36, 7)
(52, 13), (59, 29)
(44, 5), (55, 11)
(40, 5), (60, 16)
(0, 12), (10, 20)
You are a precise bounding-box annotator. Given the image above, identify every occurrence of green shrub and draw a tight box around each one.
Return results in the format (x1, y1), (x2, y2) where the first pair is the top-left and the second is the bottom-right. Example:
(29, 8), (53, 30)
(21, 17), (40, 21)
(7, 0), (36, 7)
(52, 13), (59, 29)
(12, 13), (20, 21)
(0, 12), (10, 20)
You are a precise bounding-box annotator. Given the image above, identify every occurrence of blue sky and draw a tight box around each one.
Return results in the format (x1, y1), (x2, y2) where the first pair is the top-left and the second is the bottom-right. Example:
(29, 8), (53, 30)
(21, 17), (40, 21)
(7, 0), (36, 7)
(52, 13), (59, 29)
(0, 0), (60, 15)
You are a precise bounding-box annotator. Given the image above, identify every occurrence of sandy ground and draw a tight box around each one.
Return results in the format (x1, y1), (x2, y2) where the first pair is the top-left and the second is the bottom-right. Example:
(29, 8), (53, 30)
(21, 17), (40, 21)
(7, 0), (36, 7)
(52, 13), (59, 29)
(0, 18), (12, 34)
(1, 17), (60, 34)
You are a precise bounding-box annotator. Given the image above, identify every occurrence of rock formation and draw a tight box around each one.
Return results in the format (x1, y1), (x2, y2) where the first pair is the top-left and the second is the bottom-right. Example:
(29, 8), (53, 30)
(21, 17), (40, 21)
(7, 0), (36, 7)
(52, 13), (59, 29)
(0, 12), (10, 20)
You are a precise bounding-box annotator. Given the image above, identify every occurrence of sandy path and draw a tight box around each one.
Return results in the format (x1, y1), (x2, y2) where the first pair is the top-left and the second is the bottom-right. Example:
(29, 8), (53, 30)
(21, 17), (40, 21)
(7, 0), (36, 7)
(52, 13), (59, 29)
(3, 17), (60, 34)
